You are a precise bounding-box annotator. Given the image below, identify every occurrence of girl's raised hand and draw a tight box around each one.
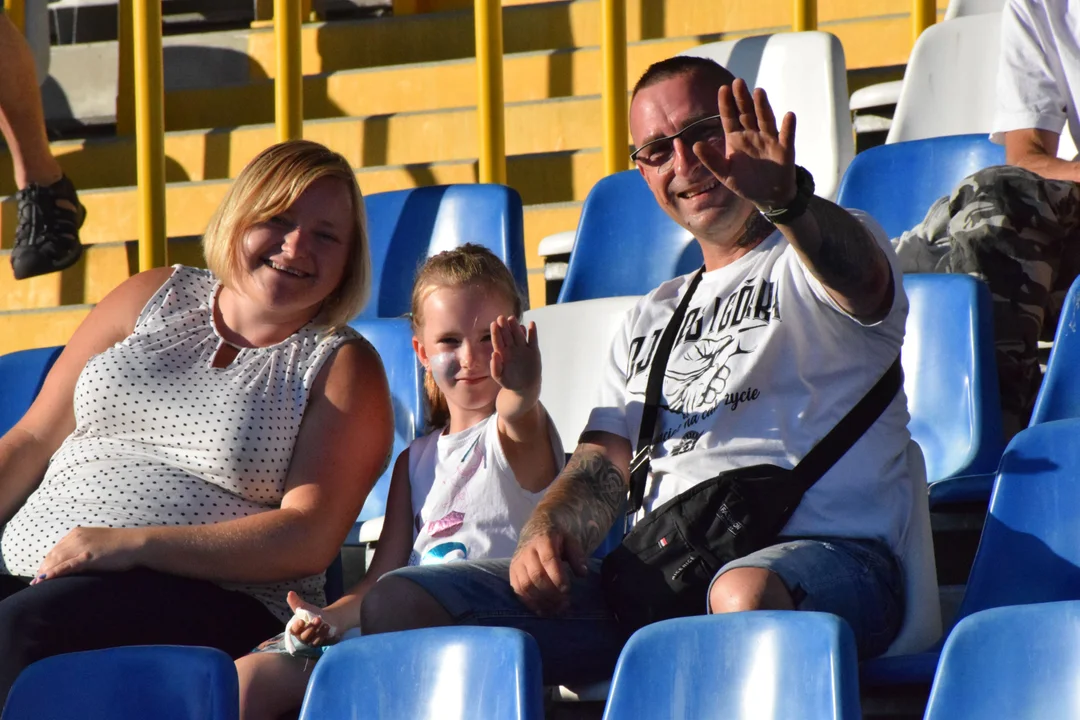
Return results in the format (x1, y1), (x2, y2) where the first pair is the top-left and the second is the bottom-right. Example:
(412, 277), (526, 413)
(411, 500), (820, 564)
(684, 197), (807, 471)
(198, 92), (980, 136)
(490, 315), (541, 395)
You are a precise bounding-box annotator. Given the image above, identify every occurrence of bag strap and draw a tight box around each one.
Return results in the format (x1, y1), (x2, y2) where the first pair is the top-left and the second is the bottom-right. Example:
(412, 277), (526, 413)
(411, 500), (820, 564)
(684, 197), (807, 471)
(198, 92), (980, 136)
(627, 266), (902, 514)
(789, 355), (902, 491)
(628, 267), (706, 514)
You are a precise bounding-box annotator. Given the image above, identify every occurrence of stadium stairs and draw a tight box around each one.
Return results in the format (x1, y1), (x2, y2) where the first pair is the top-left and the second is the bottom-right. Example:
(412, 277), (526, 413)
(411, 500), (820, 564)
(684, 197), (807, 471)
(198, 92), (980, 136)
(0, 0), (948, 354)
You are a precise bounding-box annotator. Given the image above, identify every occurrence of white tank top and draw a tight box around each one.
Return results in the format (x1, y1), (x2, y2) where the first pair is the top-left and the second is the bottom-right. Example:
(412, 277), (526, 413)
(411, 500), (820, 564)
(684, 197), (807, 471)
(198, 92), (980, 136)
(1, 265), (362, 622)
(407, 413), (562, 565)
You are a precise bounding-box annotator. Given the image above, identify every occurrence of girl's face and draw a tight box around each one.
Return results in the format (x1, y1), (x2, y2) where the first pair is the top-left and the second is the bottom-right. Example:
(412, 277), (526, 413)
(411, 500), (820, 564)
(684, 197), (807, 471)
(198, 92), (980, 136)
(413, 284), (515, 429)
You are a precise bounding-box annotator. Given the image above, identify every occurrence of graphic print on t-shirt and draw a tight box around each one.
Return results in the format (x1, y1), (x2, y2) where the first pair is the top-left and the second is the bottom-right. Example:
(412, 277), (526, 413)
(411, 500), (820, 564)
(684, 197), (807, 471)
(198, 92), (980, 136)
(626, 275), (780, 447)
(411, 432), (485, 565)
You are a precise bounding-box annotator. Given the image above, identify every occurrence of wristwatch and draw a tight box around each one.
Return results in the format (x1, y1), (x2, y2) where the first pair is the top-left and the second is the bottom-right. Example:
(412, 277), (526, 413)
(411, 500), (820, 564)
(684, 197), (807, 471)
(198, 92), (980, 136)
(760, 165), (815, 225)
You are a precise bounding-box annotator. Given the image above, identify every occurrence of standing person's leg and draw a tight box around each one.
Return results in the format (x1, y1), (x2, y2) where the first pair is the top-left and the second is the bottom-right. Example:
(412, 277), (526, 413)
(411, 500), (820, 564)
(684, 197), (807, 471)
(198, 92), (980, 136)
(0, 11), (84, 280)
(0, 569), (282, 704)
(894, 165), (1080, 436)
(361, 559), (629, 686)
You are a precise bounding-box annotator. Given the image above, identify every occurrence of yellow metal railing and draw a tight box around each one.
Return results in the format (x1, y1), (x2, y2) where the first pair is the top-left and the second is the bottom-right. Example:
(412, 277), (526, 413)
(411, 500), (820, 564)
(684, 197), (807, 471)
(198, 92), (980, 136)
(474, 0), (506, 184)
(3, 0), (24, 34)
(132, 0), (166, 270)
(912, 0), (937, 45)
(793, 0), (817, 32)
(600, 0), (628, 176)
(274, 0), (303, 142)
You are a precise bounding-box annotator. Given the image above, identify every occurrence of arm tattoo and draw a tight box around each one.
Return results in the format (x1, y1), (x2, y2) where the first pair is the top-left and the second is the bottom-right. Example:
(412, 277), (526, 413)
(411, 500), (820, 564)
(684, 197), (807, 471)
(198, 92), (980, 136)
(517, 448), (628, 555)
(800, 197), (891, 315)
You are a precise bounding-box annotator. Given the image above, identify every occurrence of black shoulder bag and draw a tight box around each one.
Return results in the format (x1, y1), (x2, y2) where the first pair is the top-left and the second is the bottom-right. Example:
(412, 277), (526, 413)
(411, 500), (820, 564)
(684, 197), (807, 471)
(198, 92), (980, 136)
(600, 267), (902, 630)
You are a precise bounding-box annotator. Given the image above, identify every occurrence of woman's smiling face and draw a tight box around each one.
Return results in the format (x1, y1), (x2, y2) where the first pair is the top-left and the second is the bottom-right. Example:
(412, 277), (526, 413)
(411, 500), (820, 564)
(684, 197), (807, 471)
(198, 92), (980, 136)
(235, 176), (354, 322)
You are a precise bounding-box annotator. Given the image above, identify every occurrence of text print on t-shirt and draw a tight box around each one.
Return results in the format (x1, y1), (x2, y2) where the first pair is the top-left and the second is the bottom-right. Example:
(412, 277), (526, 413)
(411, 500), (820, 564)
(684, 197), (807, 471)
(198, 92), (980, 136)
(626, 275), (779, 429)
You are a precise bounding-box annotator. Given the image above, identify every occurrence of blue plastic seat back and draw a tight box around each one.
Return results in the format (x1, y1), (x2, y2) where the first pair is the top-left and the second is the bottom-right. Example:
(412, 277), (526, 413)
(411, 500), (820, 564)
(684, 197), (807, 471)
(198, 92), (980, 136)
(347, 317), (425, 520)
(1030, 274), (1080, 425)
(299, 627), (545, 720)
(1, 645), (238, 720)
(953, 419), (1080, 622)
(0, 346), (63, 437)
(902, 274), (1004, 484)
(925, 601), (1080, 719)
(835, 134), (1005, 239)
(361, 184), (528, 318)
(559, 170), (700, 303)
(602, 612), (860, 720)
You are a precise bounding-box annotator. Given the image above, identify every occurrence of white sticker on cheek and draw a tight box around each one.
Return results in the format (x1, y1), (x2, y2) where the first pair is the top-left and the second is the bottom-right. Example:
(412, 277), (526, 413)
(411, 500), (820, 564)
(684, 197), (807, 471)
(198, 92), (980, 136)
(429, 351), (461, 384)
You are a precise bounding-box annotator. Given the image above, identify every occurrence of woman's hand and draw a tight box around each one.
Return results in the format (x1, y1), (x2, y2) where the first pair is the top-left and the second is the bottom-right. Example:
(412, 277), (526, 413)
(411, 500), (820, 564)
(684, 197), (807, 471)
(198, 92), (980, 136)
(33, 526), (147, 583)
(286, 591), (344, 647)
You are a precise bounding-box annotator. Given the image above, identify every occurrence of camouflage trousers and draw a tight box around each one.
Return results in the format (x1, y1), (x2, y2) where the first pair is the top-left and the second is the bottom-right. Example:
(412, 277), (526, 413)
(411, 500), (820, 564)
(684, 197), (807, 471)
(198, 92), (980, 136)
(893, 165), (1080, 436)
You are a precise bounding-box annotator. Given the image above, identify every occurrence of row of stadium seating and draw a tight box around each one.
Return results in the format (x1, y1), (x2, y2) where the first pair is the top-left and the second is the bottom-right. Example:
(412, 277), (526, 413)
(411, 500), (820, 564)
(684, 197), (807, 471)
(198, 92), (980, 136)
(11, 597), (1080, 718)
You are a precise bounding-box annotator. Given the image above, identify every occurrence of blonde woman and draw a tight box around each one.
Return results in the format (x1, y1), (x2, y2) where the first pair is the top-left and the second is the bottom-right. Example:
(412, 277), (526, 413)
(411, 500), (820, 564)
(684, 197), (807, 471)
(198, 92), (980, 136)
(0, 140), (393, 701)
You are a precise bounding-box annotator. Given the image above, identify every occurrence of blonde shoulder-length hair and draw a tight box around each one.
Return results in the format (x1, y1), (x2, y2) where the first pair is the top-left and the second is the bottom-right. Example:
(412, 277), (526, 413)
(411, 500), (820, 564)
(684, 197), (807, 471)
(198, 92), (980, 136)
(202, 140), (371, 332)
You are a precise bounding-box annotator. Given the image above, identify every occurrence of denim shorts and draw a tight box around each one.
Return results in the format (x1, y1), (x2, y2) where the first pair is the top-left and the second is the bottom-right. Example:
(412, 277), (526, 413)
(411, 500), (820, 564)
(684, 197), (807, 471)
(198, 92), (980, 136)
(711, 537), (904, 658)
(384, 536), (904, 685)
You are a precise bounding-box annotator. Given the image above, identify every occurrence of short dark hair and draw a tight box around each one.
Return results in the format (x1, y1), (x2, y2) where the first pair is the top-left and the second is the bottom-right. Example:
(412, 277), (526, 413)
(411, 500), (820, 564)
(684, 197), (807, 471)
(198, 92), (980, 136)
(631, 56), (737, 101)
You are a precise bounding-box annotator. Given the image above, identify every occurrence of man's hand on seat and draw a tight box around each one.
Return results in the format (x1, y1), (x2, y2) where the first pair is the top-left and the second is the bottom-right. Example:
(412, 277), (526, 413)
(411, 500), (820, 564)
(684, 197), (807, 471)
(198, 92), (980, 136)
(510, 527), (588, 616)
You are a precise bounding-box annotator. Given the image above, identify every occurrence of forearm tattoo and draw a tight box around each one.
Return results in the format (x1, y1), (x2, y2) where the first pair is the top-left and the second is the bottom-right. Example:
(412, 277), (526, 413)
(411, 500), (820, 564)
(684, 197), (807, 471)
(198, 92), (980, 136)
(517, 448), (628, 555)
(803, 197), (888, 305)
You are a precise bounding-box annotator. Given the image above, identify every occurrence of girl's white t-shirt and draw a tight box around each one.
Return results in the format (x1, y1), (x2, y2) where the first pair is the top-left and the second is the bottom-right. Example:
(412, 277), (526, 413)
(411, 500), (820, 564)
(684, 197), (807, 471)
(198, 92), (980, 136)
(406, 413), (563, 565)
(583, 217), (914, 555)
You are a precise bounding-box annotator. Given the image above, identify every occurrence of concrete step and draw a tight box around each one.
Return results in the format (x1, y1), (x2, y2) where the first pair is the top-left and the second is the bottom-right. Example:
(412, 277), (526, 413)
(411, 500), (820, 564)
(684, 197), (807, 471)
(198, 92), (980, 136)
(6, 94), (617, 197)
(0, 145), (602, 249)
(41, 0), (944, 129)
(0, 236), (205, 311)
(0, 200), (581, 322)
(0, 304), (91, 355)
(158, 35), (716, 137)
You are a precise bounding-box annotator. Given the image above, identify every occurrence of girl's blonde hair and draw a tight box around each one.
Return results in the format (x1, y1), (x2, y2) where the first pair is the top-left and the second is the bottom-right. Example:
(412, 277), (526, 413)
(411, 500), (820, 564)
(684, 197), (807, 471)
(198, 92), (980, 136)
(410, 244), (524, 429)
(202, 140), (371, 332)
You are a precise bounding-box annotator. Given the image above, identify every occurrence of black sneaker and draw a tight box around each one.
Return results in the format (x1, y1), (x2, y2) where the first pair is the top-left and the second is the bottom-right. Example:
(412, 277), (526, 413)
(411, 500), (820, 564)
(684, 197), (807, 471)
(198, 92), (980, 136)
(10, 175), (86, 280)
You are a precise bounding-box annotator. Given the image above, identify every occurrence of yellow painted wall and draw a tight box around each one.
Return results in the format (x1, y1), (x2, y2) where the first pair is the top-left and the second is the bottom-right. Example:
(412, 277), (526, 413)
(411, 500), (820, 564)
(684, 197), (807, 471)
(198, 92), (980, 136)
(0, 0), (960, 350)
(243, 0), (947, 78)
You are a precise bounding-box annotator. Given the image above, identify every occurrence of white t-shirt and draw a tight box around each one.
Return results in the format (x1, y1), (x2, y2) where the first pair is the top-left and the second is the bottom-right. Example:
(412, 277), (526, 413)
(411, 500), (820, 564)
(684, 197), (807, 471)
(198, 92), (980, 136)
(992, 0), (1080, 156)
(584, 217), (914, 555)
(406, 413), (563, 565)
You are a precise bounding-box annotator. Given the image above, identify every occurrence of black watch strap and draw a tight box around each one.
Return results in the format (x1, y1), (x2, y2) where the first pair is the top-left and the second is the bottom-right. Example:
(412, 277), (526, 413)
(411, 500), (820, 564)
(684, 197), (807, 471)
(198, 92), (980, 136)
(760, 165), (815, 225)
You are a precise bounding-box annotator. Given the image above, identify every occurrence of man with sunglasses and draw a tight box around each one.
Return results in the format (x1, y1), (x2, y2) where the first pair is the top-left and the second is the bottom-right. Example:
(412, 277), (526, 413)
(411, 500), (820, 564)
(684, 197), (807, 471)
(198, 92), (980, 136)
(357, 56), (914, 685)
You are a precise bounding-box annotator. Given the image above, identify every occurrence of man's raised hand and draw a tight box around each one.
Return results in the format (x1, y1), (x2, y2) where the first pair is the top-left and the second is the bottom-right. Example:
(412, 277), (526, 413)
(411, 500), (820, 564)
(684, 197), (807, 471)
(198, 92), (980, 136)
(693, 78), (798, 213)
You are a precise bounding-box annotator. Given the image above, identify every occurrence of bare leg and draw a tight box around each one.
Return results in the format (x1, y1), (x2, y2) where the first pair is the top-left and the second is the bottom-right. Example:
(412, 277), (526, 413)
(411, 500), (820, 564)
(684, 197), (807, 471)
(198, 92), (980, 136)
(708, 567), (795, 614)
(359, 575), (454, 634)
(236, 652), (314, 720)
(0, 14), (61, 189)
(0, 14), (84, 280)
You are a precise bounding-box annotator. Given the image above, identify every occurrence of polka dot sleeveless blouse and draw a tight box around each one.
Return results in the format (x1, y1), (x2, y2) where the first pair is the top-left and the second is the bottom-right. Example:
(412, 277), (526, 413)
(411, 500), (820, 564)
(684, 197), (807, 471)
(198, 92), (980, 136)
(1, 266), (362, 622)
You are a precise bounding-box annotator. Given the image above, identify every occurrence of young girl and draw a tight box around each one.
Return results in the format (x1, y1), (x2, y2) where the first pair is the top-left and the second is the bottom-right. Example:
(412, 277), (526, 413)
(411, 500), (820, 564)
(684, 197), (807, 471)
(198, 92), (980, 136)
(235, 244), (563, 720)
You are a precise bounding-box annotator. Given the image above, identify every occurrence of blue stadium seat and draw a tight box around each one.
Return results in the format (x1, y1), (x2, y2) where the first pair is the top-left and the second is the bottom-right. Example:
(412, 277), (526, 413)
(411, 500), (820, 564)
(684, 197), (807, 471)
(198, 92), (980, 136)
(864, 419), (1080, 686)
(924, 601), (1080, 719)
(1, 645), (238, 720)
(299, 627), (545, 720)
(361, 184), (528, 318)
(1030, 274), (1080, 426)
(602, 612), (860, 720)
(347, 317), (425, 521)
(902, 275), (1004, 505)
(835, 134), (1005, 239)
(0, 346), (63, 436)
(558, 170), (698, 303)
